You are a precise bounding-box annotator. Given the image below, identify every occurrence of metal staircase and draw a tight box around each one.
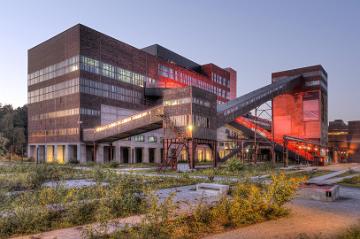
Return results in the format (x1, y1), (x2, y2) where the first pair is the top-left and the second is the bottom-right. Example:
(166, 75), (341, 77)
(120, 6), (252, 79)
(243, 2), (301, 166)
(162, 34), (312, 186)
(157, 112), (187, 170)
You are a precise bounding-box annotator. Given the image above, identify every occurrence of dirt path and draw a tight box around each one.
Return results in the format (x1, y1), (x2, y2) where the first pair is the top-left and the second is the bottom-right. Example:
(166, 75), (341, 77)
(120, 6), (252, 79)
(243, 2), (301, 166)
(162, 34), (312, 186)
(203, 202), (359, 239)
(11, 215), (143, 239)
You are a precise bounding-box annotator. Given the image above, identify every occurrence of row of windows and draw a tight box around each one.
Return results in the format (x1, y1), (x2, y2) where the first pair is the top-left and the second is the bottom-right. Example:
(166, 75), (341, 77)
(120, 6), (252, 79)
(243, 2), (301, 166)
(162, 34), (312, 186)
(193, 115), (210, 128)
(158, 64), (230, 100)
(169, 115), (189, 127)
(28, 56), (79, 86)
(163, 97), (191, 107)
(168, 114), (210, 128)
(163, 97), (211, 108)
(212, 73), (230, 87)
(129, 135), (158, 143)
(80, 78), (142, 104)
(28, 78), (79, 104)
(80, 56), (156, 88)
(30, 108), (100, 121)
(28, 55), (157, 88)
(28, 77), (143, 105)
(132, 135), (144, 142)
(30, 128), (79, 137)
(80, 108), (101, 116)
(193, 98), (211, 108)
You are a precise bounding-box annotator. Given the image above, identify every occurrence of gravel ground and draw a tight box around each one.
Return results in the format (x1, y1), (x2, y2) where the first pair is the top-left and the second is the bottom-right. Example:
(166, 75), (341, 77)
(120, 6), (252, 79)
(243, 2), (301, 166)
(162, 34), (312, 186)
(203, 186), (360, 239)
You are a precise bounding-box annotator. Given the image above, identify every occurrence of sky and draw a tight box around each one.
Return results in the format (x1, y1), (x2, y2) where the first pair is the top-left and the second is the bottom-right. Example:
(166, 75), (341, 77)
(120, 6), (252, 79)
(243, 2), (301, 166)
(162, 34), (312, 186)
(0, 0), (359, 121)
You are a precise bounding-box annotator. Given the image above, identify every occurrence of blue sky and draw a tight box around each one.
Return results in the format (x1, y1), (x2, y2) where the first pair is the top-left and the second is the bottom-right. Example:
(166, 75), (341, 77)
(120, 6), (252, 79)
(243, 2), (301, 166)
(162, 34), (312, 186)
(0, 0), (359, 121)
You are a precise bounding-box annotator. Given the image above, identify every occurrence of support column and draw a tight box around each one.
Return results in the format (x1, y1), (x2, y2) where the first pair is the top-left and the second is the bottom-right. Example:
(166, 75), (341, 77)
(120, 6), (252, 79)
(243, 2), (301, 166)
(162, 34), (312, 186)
(44, 145), (48, 163)
(96, 144), (104, 163)
(115, 146), (121, 163)
(155, 148), (161, 164)
(143, 147), (149, 163)
(27, 145), (31, 160)
(271, 143), (276, 166)
(212, 142), (217, 168)
(65, 145), (71, 163)
(34, 145), (39, 163)
(283, 141), (289, 167)
(130, 148), (135, 164)
(188, 140), (195, 169)
(77, 144), (87, 164)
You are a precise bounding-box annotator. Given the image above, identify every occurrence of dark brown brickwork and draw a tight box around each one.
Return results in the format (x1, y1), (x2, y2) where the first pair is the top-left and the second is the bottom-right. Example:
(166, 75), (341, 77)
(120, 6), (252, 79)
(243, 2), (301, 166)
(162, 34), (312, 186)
(28, 24), (236, 146)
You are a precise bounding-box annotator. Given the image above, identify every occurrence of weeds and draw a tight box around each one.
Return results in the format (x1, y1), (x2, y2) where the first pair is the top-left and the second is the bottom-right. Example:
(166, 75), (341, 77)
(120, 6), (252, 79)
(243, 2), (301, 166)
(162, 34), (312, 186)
(105, 172), (304, 239)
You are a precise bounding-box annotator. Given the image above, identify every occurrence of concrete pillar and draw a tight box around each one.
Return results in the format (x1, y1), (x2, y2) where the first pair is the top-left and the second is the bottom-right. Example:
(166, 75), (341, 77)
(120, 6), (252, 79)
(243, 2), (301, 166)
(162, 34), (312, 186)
(44, 144), (48, 163)
(77, 144), (87, 164)
(115, 146), (121, 163)
(143, 147), (149, 163)
(155, 148), (161, 164)
(131, 148), (135, 164)
(27, 145), (31, 160)
(64, 145), (70, 163)
(96, 144), (104, 163)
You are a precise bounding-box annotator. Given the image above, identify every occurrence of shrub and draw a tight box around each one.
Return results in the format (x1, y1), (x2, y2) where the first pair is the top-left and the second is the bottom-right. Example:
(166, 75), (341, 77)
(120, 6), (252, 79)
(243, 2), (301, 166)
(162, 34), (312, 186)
(108, 161), (119, 168)
(226, 158), (244, 172)
(68, 158), (79, 164)
(337, 224), (360, 239)
(106, 172), (304, 239)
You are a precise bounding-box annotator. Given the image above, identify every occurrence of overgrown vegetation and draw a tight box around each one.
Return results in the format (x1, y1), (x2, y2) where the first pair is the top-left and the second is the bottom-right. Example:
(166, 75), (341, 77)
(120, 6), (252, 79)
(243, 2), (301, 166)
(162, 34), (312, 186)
(90, 172), (305, 239)
(0, 163), (206, 238)
(0, 163), (92, 192)
(340, 175), (360, 187)
(0, 104), (27, 158)
(336, 224), (360, 239)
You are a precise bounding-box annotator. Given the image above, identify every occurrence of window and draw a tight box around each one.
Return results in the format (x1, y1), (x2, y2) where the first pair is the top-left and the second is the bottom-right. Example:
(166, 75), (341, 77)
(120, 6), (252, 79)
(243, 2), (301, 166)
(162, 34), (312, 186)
(133, 135), (145, 142)
(148, 136), (157, 143)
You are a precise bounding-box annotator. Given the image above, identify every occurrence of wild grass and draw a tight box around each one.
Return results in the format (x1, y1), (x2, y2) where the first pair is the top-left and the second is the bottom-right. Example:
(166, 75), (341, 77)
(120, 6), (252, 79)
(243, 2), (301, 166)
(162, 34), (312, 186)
(90, 172), (305, 239)
(0, 163), (204, 238)
(340, 175), (360, 187)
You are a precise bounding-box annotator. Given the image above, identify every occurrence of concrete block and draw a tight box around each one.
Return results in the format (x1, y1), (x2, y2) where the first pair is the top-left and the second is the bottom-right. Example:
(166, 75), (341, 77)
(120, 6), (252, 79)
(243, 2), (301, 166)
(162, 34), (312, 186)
(298, 183), (340, 202)
(196, 183), (229, 196)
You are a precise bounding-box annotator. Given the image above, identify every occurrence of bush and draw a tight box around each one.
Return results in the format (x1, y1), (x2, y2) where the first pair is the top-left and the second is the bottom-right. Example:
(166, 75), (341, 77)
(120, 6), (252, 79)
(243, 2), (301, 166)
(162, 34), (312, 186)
(226, 158), (244, 172)
(106, 172), (304, 239)
(0, 172), (147, 238)
(337, 224), (360, 239)
(108, 161), (119, 168)
(68, 158), (79, 164)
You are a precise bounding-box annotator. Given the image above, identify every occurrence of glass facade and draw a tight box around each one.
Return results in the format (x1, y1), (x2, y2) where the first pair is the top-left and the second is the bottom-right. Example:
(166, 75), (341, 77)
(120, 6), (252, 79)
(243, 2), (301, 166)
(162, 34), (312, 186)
(30, 108), (100, 121)
(80, 78), (142, 104)
(28, 55), (156, 88)
(80, 56), (156, 87)
(28, 56), (79, 86)
(28, 78), (79, 104)
(28, 77), (142, 105)
(30, 128), (79, 138)
(163, 97), (210, 107)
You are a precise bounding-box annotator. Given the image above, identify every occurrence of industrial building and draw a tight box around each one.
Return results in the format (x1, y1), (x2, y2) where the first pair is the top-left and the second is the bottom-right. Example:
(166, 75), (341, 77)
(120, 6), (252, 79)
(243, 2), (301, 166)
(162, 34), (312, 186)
(328, 119), (360, 162)
(27, 24), (328, 167)
(27, 24), (236, 164)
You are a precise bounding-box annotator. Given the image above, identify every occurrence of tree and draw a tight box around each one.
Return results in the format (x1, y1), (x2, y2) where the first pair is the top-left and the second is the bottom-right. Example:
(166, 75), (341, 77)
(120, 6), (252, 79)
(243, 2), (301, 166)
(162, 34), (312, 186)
(0, 135), (9, 156)
(0, 104), (28, 158)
